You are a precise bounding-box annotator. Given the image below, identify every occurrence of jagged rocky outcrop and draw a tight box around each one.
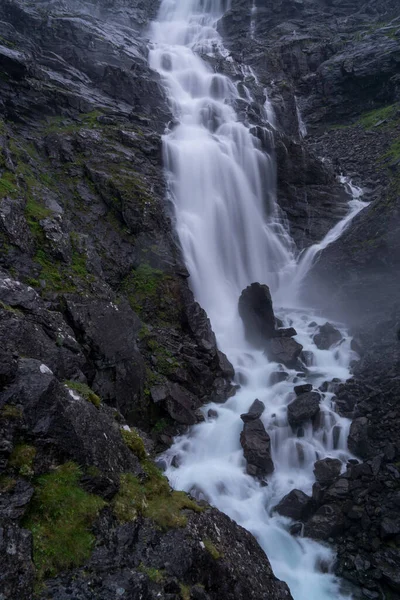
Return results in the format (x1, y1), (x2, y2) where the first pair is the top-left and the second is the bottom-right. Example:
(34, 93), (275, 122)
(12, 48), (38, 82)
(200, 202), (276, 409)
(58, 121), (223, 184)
(0, 1), (296, 598)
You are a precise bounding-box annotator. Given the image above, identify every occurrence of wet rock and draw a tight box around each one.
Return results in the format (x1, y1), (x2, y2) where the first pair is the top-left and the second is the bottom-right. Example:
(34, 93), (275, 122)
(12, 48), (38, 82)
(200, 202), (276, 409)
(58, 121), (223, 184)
(287, 392), (321, 427)
(294, 383), (312, 396)
(373, 548), (400, 591)
(304, 504), (345, 540)
(348, 417), (370, 458)
(240, 418), (274, 477)
(0, 525), (34, 600)
(269, 370), (289, 385)
(313, 323), (342, 350)
(238, 283), (276, 348)
(273, 489), (313, 521)
(0, 479), (34, 520)
(208, 409), (218, 419)
(300, 350), (315, 366)
(266, 337), (303, 369)
(241, 399), (265, 422)
(273, 327), (297, 338)
(313, 458), (342, 487)
(151, 382), (202, 426)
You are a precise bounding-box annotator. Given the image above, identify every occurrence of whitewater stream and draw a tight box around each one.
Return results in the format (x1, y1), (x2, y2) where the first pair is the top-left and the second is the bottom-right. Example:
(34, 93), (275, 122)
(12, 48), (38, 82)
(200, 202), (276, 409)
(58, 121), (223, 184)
(149, 2), (365, 599)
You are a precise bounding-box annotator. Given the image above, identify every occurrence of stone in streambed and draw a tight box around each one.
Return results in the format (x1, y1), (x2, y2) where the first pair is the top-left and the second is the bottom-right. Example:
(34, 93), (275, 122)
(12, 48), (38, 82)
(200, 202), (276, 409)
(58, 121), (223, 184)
(294, 383), (312, 396)
(273, 489), (313, 521)
(287, 391), (321, 427)
(269, 370), (289, 385)
(273, 327), (297, 338)
(313, 322), (342, 350)
(240, 418), (274, 477)
(241, 399), (265, 422)
(238, 283), (275, 348)
(266, 337), (303, 369)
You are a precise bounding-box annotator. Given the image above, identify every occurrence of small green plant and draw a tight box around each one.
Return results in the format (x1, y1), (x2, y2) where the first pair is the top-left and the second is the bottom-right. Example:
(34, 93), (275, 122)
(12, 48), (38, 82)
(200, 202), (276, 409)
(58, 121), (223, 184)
(9, 444), (36, 476)
(121, 429), (147, 460)
(64, 381), (101, 408)
(112, 460), (202, 530)
(0, 405), (23, 420)
(23, 462), (105, 581)
(152, 418), (169, 434)
(203, 538), (221, 560)
(0, 475), (16, 493)
(138, 564), (165, 583)
(180, 583), (191, 600)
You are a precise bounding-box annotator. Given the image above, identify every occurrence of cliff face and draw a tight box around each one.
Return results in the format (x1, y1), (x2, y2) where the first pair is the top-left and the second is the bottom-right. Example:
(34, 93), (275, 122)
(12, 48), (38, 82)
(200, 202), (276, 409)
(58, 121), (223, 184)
(1, 0), (400, 599)
(0, 2), (292, 599)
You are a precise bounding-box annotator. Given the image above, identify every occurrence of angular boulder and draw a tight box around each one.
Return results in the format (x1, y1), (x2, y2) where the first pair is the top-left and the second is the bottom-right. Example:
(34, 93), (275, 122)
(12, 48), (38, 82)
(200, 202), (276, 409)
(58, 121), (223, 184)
(313, 322), (342, 350)
(266, 337), (303, 369)
(303, 504), (345, 540)
(313, 458), (342, 487)
(273, 489), (313, 521)
(240, 418), (274, 477)
(287, 391), (321, 427)
(294, 383), (312, 396)
(269, 370), (289, 385)
(240, 399), (265, 423)
(238, 283), (275, 348)
(151, 383), (202, 425)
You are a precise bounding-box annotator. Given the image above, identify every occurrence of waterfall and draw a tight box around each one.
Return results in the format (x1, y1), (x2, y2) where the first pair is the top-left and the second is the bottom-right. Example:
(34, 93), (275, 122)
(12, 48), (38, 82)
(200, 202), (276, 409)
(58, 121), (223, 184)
(149, 2), (364, 599)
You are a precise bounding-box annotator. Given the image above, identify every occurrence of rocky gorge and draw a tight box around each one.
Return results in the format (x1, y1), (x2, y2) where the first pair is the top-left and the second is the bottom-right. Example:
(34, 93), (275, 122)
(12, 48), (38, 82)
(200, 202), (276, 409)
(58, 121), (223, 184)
(0, 0), (399, 599)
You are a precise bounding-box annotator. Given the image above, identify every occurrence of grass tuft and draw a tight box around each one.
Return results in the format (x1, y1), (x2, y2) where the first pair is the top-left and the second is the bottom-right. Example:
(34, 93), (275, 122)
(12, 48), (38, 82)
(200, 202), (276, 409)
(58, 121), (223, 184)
(121, 429), (147, 460)
(64, 381), (101, 408)
(23, 462), (105, 581)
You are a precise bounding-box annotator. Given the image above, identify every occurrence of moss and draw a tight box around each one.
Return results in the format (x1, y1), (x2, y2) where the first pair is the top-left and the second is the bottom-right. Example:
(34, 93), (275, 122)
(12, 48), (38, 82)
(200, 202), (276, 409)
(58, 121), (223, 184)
(9, 444), (36, 477)
(0, 300), (21, 314)
(121, 263), (166, 314)
(0, 405), (23, 419)
(138, 564), (165, 583)
(113, 461), (202, 530)
(23, 462), (105, 581)
(146, 339), (181, 377)
(0, 475), (16, 493)
(121, 429), (147, 460)
(152, 418), (169, 434)
(358, 103), (400, 129)
(64, 381), (101, 408)
(35, 249), (76, 292)
(203, 538), (222, 560)
(0, 172), (18, 198)
(180, 583), (191, 600)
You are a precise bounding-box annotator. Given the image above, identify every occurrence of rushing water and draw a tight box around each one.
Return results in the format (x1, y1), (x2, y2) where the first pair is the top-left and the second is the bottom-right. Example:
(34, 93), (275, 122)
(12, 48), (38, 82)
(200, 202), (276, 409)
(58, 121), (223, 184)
(149, 2), (365, 599)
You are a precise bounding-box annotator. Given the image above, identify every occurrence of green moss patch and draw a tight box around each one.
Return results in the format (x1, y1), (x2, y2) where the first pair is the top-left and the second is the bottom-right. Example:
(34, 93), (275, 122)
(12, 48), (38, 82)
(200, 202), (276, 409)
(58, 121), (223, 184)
(23, 462), (105, 581)
(0, 475), (16, 493)
(358, 103), (400, 129)
(9, 444), (36, 477)
(64, 381), (101, 408)
(138, 564), (165, 583)
(121, 429), (147, 460)
(0, 405), (23, 420)
(113, 460), (202, 530)
(203, 538), (222, 560)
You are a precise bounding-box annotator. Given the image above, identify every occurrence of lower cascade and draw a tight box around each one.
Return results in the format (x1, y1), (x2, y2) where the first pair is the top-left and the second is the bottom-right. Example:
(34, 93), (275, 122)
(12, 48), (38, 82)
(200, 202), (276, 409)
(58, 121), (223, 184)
(149, 2), (365, 599)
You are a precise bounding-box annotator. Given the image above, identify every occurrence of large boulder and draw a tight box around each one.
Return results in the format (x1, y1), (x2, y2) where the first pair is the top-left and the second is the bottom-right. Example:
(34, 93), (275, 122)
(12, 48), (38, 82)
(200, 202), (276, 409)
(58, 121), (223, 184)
(303, 504), (345, 540)
(287, 392), (321, 427)
(266, 337), (303, 369)
(313, 458), (342, 487)
(313, 323), (342, 350)
(240, 419), (274, 477)
(240, 399), (265, 423)
(273, 489), (313, 521)
(238, 283), (276, 348)
(150, 383), (202, 425)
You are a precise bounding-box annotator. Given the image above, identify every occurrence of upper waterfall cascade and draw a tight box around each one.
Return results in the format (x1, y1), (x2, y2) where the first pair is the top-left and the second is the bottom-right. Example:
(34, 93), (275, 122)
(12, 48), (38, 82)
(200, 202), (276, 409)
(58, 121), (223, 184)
(149, 2), (364, 599)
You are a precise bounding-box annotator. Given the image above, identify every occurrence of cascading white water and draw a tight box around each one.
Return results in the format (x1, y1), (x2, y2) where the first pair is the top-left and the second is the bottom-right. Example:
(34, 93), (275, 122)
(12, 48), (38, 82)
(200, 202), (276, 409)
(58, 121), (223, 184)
(149, 3), (365, 599)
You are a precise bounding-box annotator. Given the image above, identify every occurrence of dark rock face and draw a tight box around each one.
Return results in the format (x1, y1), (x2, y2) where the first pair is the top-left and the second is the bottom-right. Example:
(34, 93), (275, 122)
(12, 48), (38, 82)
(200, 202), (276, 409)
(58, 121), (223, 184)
(0, 525), (34, 600)
(313, 458), (342, 487)
(266, 337), (303, 369)
(238, 283), (275, 348)
(273, 489), (313, 521)
(240, 418), (274, 477)
(241, 399), (265, 423)
(287, 392), (320, 427)
(313, 323), (342, 350)
(38, 509), (292, 600)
